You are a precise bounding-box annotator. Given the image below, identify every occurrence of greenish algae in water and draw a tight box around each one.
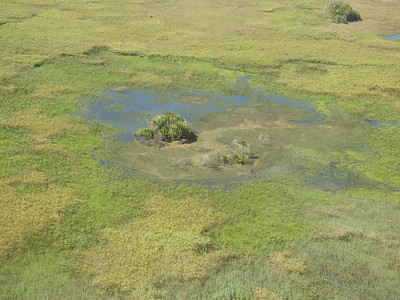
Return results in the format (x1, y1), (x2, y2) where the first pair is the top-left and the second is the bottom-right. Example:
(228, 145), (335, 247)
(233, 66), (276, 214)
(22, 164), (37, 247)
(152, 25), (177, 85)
(82, 80), (398, 191)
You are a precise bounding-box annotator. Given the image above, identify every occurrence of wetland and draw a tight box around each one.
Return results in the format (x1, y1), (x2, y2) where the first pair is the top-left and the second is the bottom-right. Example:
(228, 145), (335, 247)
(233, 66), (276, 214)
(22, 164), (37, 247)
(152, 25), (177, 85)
(1, 0), (400, 299)
(83, 79), (392, 193)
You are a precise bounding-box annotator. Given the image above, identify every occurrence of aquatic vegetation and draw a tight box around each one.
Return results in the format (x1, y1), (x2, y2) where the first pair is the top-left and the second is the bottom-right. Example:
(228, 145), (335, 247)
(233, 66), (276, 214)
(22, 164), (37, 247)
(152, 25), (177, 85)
(325, 2), (362, 24)
(133, 112), (196, 142)
(1, 51), (399, 299)
(200, 139), (253, 168)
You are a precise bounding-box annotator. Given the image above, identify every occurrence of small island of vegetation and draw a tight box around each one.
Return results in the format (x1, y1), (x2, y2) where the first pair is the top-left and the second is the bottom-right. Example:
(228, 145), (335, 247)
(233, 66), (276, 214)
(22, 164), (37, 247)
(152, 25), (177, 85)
(133, 111), (196, 143)
(133, 112), (254, 167)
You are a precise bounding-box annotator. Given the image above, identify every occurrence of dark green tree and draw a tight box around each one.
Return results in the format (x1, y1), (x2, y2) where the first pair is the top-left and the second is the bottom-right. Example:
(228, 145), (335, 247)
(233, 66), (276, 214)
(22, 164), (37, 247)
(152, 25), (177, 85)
(325, 2), (361, 24)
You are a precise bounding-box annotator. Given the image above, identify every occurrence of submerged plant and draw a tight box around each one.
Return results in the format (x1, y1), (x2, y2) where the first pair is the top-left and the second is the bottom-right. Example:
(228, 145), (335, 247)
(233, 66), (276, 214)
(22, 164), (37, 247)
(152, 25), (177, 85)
(133, 112), (196, 142)
(325, 2), (361, 24)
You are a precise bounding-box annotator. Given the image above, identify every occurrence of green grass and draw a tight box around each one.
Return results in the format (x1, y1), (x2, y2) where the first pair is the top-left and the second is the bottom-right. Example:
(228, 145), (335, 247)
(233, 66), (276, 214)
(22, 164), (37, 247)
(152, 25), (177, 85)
(0, 0), (399, 299)
(209, 181), (308, 253)
(161, 190), (400, 300)
(1, 48), (399, 300)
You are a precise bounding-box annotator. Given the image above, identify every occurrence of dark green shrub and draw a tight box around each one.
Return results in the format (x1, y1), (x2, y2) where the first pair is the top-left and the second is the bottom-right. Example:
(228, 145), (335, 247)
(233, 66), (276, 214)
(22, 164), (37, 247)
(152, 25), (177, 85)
(325, 2), (361, 24)
(133, 127), (155, 139)
(133, 112), (196, 142)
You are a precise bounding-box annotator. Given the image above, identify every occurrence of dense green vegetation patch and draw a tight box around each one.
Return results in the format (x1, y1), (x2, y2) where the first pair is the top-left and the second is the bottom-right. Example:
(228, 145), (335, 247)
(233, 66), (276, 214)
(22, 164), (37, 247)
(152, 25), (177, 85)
(133, 111), (196, 142)
(209, 181), (308, 253)
(325, 2), (361, 24)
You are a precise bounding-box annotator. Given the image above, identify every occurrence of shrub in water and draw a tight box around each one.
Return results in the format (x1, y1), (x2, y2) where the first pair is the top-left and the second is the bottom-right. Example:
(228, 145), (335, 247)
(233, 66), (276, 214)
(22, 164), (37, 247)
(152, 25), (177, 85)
(220, 139), (252, 165)
(200, 139), (254, 168)
(325, 2), (361, 24)
(133, 127), (155, 139)
(133, 112), (195, 142)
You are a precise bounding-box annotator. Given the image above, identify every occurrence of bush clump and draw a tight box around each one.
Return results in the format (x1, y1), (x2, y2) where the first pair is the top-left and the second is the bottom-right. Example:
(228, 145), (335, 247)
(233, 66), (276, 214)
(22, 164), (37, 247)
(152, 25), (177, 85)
(221, 139), (252, 165)
(200, 139), (254, 168)
(133, 112), (196, 142)
(325, 2), (361, 24)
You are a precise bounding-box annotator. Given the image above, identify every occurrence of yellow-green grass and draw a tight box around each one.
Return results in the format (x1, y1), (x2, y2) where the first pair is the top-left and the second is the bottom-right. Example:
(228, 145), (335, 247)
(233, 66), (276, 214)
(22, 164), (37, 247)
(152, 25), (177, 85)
(0, 173), (77, 257)
(0, 0), (399, 99)
(162, 191), (400, 300)
(82, 194), (231, 298)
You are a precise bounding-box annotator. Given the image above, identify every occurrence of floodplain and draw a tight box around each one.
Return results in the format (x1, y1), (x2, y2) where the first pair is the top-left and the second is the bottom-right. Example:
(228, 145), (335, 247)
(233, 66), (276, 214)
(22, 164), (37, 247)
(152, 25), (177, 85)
(83, 80), (391, 192)
(0, 0), (400, 299)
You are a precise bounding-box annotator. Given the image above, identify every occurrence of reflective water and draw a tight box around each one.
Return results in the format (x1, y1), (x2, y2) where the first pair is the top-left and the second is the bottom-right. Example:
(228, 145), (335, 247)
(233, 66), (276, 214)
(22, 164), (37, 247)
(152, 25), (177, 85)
(84, 89), (250, 141)
(359, 120), (398, 127)
(386, 34), (400, 40)
(80, 79), (396, 191)
(82, 82), (326, 142)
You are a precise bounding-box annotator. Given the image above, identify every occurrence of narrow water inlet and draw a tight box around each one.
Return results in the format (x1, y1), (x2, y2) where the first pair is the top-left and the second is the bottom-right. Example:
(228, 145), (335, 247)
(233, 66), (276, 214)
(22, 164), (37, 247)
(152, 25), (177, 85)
(386, 34), (400, 40)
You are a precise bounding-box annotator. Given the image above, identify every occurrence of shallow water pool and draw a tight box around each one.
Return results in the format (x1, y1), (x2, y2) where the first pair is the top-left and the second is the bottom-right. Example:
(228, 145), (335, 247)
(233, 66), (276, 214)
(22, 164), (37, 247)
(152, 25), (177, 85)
(81, 79), (394, 191)
(386, 34), (400, 40)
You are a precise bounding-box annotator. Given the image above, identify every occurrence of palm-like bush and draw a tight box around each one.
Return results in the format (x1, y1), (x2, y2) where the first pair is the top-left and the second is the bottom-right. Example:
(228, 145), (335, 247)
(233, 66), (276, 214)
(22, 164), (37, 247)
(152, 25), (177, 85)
(133, 112), (195, 142)
(325, 2), (361, 24)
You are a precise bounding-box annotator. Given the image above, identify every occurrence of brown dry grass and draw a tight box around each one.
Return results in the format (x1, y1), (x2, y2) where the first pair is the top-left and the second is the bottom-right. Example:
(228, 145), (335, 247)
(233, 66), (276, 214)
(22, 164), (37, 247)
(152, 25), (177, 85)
(268, 251), (309, 275)
(252, 287), (282, 300)
(313, 228), (362, 241)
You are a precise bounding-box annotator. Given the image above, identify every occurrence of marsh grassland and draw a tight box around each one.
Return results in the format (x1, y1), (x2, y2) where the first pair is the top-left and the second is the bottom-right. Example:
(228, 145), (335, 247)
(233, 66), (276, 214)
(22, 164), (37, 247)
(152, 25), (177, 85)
(1, 0), (400, 299)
